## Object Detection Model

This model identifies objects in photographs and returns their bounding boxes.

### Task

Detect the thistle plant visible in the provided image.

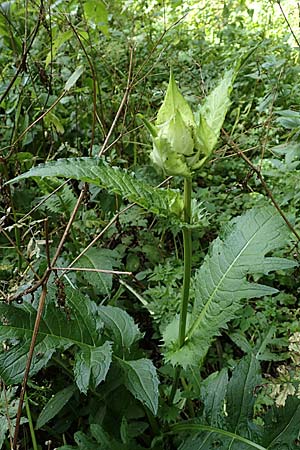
[141,70,235,388]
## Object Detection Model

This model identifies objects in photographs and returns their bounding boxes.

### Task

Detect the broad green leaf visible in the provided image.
[83,0,109,35]
[44,111,65,134]
[117,358,159,415]
[226,355,262,443]
[0,288,112,393]
[76,248,120,296]
[156,71,195,128]
[164,206,297,367]
[98,305,143,351]
[74,341,112,394]
[36,385,76,429]
[45,30,73,66]
[201,369,228,428]
[64,66,84,92]
[262,397,300,449]
[276,109,300,130]
[195,70,233,156]
[8,157,183,220]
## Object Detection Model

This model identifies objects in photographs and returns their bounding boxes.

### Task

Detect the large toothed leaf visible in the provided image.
[74,341,112,394]
[164,206,297,367]
[8,157,183,219]
[117,358,159,415]
[98,305,143,352]
[0,288,112,393]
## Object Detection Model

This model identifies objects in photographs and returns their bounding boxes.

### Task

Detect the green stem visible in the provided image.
[24,392,38,450]
[179,177,192,347]
[169,177,192,404]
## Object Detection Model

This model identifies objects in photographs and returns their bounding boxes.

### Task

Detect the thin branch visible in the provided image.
[12,284,48,450]
[0,1,44,105]
[59,203,134,278]
[20,180,69,223]
[1,90,66,156]
[222,130,300,242]
[0,225,40,281]
[51,185,87,266]
[68,21,98,155]
[12,185,87,448]
[276,0,300,47]
[59,175,173,278]
[99,46,134,156]
[52,266,132,276]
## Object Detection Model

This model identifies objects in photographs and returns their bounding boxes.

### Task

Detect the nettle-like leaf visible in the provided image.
[57,424,131,450]
[117,358,159,415]
[0,288,112,393]
[98,305,143,353]
[164,206,297,367]
[76,248,120,297]
[8,157,183,220]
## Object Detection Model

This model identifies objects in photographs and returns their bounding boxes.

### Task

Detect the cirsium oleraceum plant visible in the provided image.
[140,68,236,401]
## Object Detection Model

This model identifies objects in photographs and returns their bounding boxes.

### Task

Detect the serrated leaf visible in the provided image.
[74,341,112,394]
[117,358,159,415]
[262,397,300,449]
[98,305,143,351]
[8,157,183,220]
[36,385,76,429]
[64,66,84,91]
[164,206,297,367]
[0,288,111,393]
[76,248,120,296]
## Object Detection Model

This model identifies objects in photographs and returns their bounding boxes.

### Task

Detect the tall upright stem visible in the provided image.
[179,177,192,346]
[169,177,192,404]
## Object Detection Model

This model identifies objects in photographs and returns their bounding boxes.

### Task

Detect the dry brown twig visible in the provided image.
[222,129,300,243]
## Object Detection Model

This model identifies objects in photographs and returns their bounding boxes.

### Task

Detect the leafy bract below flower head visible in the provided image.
[140,69,234,178]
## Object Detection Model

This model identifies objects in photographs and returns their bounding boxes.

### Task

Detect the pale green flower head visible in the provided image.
[140,69,234,178]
